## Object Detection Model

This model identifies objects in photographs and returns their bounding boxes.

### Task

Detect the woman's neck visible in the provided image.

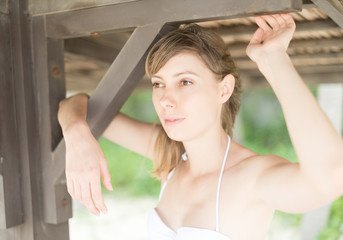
[181,128,230,177]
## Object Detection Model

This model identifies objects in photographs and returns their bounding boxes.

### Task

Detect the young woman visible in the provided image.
[58,14,343,240]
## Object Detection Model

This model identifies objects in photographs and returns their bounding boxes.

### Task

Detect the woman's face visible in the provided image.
[151,52,224,142]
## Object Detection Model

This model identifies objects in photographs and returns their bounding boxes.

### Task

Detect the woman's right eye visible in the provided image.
[152,82,164,88]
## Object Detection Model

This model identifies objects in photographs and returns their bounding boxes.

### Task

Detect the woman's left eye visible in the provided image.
[180,80,193,86]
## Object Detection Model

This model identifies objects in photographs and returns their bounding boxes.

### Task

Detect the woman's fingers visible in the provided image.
[81,181,100,216]
[261,15,279,31]
[255,16,272,33]
[74,180,82,201]
[90,175,108,214]
[100,156,113,191]
[66,178,75,198]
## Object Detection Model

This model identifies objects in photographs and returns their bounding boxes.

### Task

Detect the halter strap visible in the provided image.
[158,135,231,232]
[216,135,231,232]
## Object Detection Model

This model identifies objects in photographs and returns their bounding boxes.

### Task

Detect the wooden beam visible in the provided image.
[31,16,71,224]
[0,11,23,229]
[64,38,120,63]
[45,0,302,39]
[1,0,69,239]
[64,19,341,63]
[0,0,8,13]
[312,0,343,28]
[28,0,137,16]
[303,0,316,8]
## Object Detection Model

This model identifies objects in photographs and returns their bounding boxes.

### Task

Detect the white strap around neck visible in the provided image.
[216,135,231,232]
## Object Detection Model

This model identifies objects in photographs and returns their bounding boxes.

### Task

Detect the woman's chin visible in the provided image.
[165,131,184,142]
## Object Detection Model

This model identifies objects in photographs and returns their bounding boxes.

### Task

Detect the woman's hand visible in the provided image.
[58,94,113,216]
[64,121,113,216]
[246,14,296,68]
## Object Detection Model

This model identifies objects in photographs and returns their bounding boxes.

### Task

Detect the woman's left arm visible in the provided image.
[247,14,343,212]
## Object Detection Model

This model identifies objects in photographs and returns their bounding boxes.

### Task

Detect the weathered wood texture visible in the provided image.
[31,15,70,224]
[0,0,69,239]
[0,11,23,229]
[312,0,343,28]
[45,0,302,39]
[28,0,137,16]
[0,0,8,13]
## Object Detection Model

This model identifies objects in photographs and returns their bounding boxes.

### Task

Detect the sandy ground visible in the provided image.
[69,195,302,240]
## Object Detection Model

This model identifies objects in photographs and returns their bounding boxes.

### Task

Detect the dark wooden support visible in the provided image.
[312,0,343,28]
[0,0,69,239]
[45,0,302,39]
[31,15,70,224]
[0,11,23,229]
[65,38,120,63]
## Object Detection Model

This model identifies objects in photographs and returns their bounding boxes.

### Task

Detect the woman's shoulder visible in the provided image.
[229,140,289,173]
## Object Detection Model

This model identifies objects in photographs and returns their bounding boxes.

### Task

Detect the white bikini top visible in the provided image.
[147,135,232,240]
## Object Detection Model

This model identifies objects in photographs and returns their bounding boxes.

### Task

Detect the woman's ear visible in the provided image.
[219,74,235,103]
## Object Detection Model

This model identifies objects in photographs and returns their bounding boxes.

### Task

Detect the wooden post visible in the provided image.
[0,11,23,230]
[301,83,343,240]
[0,0,69,239]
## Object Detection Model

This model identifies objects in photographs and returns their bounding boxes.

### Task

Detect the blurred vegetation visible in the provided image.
[99,86,343,239]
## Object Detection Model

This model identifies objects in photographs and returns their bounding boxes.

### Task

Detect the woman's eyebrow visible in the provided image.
[152,71,199,80]
[173,71,199,78]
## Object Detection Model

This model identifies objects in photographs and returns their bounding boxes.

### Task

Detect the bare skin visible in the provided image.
[58,14,343,239]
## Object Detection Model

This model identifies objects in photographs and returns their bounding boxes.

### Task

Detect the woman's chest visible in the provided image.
[156,170,261,232]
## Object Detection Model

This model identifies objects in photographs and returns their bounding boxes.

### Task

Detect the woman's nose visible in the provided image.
[159,89,176,109]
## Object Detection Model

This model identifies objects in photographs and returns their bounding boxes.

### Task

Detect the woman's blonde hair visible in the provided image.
[145,24,242,179]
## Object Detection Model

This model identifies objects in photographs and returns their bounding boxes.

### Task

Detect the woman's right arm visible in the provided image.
[58,93,112,216]
[58,93,160,215]
[102,113,160,160]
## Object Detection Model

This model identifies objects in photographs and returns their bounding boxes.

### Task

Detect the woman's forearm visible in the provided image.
[258,52,343,188]
[58,93,90,135]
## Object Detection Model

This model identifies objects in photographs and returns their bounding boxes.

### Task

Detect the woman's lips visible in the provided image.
[164,117,185,126]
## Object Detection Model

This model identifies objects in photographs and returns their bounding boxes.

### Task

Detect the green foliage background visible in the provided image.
[99,86,343,239]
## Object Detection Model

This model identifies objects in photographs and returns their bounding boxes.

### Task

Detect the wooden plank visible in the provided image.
[0,0,8,13]
[28,0,137,16]
[0,11,23,230]
[31,15,71,225]
[312,0,343,28]
[65,20,342,64]
[303,0,316,8]
[45,0,302,39]
[64,38,120,63]
[1,0,70,238]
